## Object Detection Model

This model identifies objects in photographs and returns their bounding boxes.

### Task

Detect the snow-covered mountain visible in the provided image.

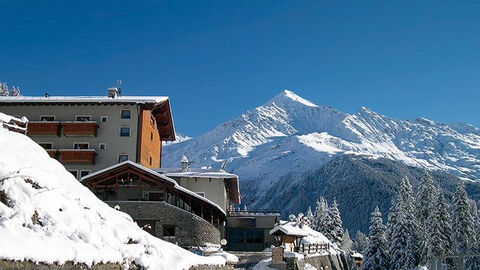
[163,90,480,210]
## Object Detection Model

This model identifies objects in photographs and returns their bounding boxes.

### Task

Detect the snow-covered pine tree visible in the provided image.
[426,192,445,262]
[362,206,389,270]
[452,184,475,254]
[0,82,9,96]
[436,189,452,255]
[388,177,421,270]
[465,200,480,270]
[329,199,344,245]
[353,230,369,254]
[416,171,436,263]
[341,229,353,253]
[313,196,330,235]
[306,206,314,227]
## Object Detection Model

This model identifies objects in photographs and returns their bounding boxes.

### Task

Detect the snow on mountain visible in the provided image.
[163,133,192,146]
[163,90,480,205]
[0,112,226,269]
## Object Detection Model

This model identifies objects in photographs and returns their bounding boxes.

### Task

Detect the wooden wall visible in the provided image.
[138,109,161,168]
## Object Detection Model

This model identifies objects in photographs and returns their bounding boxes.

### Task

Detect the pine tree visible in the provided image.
[341,229,353,253]
[362,206,389,270]
[329,199,344,245]
[466,200,480,270]
[353,230,369,253]
[416,171,436,263]
[436,190,452,254]
[313,196,331,237]
[306,206,314,226]
[452,184,475,254]
[388,177,421,269]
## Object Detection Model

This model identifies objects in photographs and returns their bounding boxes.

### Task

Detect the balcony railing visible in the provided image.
[62,121,98,137]
[27,121,61,136]
[59,149,96,164]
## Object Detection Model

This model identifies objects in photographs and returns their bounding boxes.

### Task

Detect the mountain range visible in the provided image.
[163,90,480,233]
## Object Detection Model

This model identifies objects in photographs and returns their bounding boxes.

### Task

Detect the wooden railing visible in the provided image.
[59,149,96,164]
[27,121,60,136]
[62,122,98,137]
[299,243,330,254]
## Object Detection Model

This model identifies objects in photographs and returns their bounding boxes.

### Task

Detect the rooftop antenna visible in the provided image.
[221,160,228,170]
[116,80,122,94]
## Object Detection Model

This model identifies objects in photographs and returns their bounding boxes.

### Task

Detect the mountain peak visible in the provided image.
[269,89,318,108]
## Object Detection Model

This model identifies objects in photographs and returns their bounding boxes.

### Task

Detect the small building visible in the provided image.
[226,210,280,251]
[81,160,225,247]
[155,156,240,213]
[0,88,175,179]
[269,220,331,253]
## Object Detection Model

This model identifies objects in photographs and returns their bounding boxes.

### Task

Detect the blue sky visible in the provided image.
[1,1,479,136]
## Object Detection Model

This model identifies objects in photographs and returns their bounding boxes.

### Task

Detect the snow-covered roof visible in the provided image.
[155,167,241,204]
[0,95,169,104]
[269,221,330,244]
[81,161,226,215]
[155,167,238,179]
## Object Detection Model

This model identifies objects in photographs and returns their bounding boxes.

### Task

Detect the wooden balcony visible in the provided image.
[46,149,58,159]
[62,122,98,137]
[27,121,60,136]
[59,149,96,164]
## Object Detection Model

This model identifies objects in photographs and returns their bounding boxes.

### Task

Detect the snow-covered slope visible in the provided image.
[0,113,226,269]
[164,90,480,203]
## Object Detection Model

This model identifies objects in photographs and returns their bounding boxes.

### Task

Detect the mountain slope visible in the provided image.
[164,90,480,212]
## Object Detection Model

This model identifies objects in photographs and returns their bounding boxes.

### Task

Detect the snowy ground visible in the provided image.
[0,113,228,270]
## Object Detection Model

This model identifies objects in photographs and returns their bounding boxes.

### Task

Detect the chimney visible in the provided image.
[108,87,120,98]
[181,155,189,172]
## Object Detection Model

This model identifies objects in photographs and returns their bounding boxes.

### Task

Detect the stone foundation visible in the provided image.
[107,201,222,246]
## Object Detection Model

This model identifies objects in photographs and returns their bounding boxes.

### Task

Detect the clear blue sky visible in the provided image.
[1,1,479,136]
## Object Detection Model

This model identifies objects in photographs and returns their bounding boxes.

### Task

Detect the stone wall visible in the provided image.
[284,253,350,270]
[108,201,221,246]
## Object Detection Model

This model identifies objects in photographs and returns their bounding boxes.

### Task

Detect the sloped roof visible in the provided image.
[155,167,241,204]
[81,160,225,215]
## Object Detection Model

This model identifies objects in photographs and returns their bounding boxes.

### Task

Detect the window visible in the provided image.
[75,115,91,122]
[80,170,91,178]
[39,143,53,149]
[121,110,131,119]
[101,116,108,122]
[69,170,78,179]
[120,127,130,137]
[149,156,152,166]
[119,154,129,163]
[163,225,176,239]
[73,143,89,149]
[40,115,55,121]
[99,143,106,150]
[150,132,153,141]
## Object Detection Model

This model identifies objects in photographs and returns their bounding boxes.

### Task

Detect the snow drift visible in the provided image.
[0,112,226,270]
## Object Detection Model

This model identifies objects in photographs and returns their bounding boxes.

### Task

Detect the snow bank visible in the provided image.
[0,120,226,270]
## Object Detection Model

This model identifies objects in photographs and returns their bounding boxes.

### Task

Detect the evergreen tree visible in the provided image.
[452,184,475,254]
[466,200,480,270]
[388,177,421,269]
[341,229,353,253]
[353,230,369,253]
[313,196,328,232]
[416,171,436,263]
[329,199,344,245]
[436,190,453,254]
[306,206,314,226]
[362,206,389,270]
